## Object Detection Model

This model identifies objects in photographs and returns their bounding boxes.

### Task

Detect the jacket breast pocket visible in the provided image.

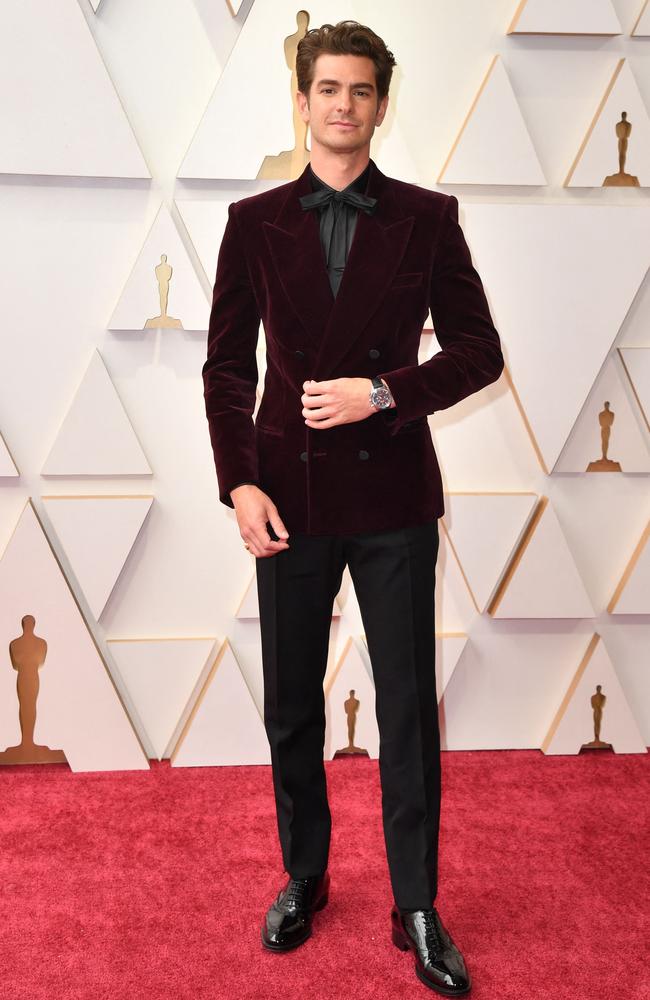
[254,421,283,438]
[389,271,423,289]
[397,416,428,434]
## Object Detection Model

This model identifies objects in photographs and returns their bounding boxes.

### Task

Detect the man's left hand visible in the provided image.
[302,378,383,429]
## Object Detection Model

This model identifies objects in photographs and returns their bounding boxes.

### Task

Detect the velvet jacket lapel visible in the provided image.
[262,158,415,380]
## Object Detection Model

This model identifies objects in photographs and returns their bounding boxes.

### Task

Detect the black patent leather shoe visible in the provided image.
[261,871,330,951]
[391,905,471,995]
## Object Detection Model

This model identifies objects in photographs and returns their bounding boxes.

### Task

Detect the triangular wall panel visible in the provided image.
[566,60,650,188]
[0,432,19,477]
[608,521,650,614]
[0,501,148,771]
[489,498,594,619]
[436,522,479,633]
[171,640,270,766]
[0,0,149,177]
[555,353,650,473]
[542,634,646,754]
[632,0,650,35]
[108,637,218,759]
[42,496,154,619]
[108,205,209,331]
[41,350,152,477]
[460,203,650,472]
[443,493,538,611]
[508,0,622,35]
[438,56,546,185]
[619,348,650,433]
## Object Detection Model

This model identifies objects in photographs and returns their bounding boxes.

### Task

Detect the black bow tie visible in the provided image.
[299,186,377,215]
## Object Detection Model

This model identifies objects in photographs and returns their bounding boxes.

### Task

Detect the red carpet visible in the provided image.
[1,750,648,1000]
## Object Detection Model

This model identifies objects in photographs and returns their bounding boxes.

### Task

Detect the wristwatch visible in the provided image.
[369,375,393,411]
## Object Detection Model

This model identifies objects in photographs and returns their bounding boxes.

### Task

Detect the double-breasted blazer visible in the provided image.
[202,157,504,536]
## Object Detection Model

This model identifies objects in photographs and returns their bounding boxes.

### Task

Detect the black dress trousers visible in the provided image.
[255,519,441,910]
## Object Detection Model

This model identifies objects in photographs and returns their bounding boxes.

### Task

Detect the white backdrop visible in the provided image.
[0,0,649,769]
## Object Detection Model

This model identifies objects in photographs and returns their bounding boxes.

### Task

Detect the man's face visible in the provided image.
[296,53,388,155]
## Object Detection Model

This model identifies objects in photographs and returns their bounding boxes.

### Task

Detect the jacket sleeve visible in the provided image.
[202,202,261,508]
[378,193,504,433]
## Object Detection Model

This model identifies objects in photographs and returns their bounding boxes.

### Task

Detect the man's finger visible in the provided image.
[249,521,289,556]
[305,416,338,429]
[302,392,330,407]
[303,405,333,420]
[303,379,332,394]
[268,511,289,541]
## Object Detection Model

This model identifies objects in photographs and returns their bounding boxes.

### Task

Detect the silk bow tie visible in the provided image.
[299,186,378,215]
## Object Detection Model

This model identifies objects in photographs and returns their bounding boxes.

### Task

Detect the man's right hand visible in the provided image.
[230,485,290,558]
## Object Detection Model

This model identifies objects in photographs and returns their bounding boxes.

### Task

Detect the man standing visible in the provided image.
[202,20,503,996]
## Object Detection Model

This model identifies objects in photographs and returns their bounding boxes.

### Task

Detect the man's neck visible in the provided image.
[308,148,371,191]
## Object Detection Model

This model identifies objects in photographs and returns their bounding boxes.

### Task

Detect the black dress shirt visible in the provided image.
[308,160,372,297]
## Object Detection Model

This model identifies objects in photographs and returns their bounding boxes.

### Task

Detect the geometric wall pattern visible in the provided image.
[565,59,650,188]
[507,0,622,35]
[170,640,270,767]
[442,492,538,612]
[41,351,152,477]
[554,353,650,473]
[461,203,650,473]
[42,495,154,620]
[108,637,219,760]
[0,1,648,768]
[607,520,650,614]
[0,501,147,771]
[0,432,19,477]
[488,497,595,619]
[633,0,650,36]
[542,633,646,754]
[108,205,209,332]
[438,55,547,186]
[619,347,650,432]
[0,0,149,177]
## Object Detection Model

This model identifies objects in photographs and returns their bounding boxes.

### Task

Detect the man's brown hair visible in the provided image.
[296,19,397,104]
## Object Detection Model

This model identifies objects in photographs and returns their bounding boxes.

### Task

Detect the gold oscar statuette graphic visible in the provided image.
[0,615,67,765]
[580,685,613,752]
[586,401,622,472]
[144,253,182,329]
[257,10,311,180]
[333,688,369,758]
[603,112,640,187]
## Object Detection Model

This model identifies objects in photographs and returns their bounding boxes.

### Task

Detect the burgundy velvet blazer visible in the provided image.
[202,158,504,536]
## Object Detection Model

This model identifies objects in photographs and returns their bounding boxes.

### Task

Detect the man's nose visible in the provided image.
[337,91,353,112]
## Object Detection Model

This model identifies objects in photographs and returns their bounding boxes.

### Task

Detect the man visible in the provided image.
[202,20,503,997]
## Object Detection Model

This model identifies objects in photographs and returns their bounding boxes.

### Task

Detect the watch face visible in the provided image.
[372,386,392,409]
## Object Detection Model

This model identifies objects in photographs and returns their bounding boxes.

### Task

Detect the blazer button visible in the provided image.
[358,449,369,461]
[295,349,305,359]
[300,451,308,462]
[369,348,380,359]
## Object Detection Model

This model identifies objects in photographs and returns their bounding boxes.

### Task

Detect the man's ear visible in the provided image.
[296,89,310,124]
[375,94,389,127]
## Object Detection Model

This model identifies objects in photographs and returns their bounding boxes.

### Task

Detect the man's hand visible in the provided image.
[301,377,386,429]
[230,484,289,558]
